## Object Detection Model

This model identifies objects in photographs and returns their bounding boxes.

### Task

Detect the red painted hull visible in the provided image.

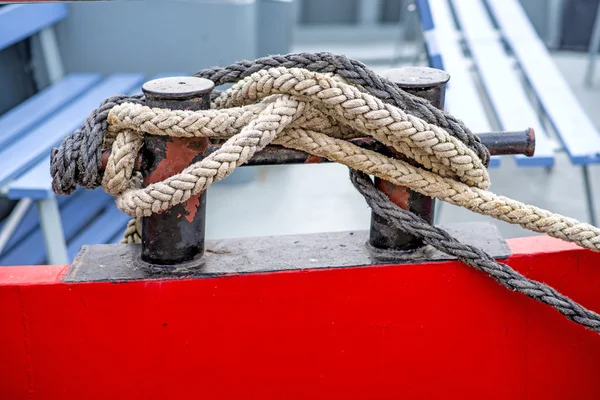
[1,236,599,399]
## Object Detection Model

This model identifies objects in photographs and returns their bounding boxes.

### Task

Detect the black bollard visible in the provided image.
[140,76,214,266]
[369,66,450,252]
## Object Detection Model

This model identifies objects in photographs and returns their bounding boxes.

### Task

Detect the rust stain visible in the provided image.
[183,195,200,223]
[145,137,208,184]
[527,127,536,157]
[305,156,324,164]
[377,180,410,210]
[145,137,208,222]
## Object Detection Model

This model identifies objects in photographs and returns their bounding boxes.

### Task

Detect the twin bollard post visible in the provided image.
[140,77,214,266]
[131,68,533,269]
[369,67,449,252]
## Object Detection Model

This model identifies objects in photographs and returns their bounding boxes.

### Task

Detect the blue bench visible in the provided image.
[0,3,258,265]
[416,0,600,225]
[0,4,148,265]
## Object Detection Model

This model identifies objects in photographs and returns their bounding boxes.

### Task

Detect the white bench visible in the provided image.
[416,0,600,225]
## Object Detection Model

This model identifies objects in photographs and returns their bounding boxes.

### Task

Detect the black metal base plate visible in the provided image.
[65,222,510,282]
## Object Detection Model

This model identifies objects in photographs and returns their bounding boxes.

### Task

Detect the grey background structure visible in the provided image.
[0,0,580,108]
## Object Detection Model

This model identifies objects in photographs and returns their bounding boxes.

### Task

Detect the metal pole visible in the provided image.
[140,76,214,266]
[369,66,449,251]
[100,128,535,171]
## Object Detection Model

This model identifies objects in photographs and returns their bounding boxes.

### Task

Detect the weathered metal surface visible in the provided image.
[369,67,449,252]
[483,128,536,157]
[202,130,536,165]
[140,76,214,266]
[382,66,450,107]
[66,221,510,281]
[100,129,534,171]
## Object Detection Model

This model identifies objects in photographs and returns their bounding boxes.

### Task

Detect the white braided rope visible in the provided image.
[102,67,600,252]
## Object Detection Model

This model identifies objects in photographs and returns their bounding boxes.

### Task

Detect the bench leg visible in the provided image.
[546,0,565,49]
[38,27,65,85]
[434,199,443,225]
[585,3,600,86]
[37,198,69,265]
[0,198,33,254]
[582,165,597,226]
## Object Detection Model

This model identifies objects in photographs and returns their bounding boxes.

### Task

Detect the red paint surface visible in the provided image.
[1,236,600,399]
[0,265,68,285]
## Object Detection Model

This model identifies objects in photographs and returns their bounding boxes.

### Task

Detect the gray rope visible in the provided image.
[349,169,600,334]
[194,53,489,166]
[50,52,489,195]
[51,94,144,195]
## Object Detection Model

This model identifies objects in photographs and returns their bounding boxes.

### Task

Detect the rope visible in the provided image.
[100,67,600,253]
[50,52,489,195]
[350,170,600,334]
[51,94,144,195]
[47,53,600,334]
[193,53,490,166]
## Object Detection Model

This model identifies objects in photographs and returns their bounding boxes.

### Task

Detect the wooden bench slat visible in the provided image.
[425,0,500,167]
[0,74,102,149]
[451,0,554,167]
[0,4,68,51]
[0,189,112,266]
[487,0,600,165]
[6,74,157,200]
[6,157,54,200]
[67,205,130,261]
[4,72,150,264]
[0,74,145,188]
[429,1,492,132]
[6,155,71,201]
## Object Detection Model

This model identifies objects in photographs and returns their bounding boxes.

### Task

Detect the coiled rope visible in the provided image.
[49,53,600,334]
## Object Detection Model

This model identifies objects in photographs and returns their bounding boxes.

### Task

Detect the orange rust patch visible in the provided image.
[305,156,323,164]
[183,195,200,223]
[144,137,208,221]
[377,180,410,210]
[145,137,208,184]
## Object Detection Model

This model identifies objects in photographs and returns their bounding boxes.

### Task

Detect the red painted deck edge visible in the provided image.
[506,234,581,254]
[1,235,599,399]
[0,235,580,284]
[0,265,69,285]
